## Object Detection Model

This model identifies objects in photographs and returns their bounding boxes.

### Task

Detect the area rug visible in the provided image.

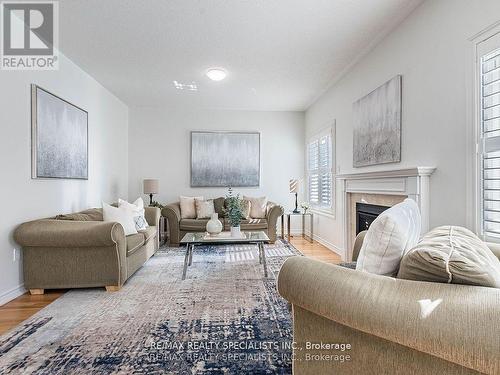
[0,240,301,374]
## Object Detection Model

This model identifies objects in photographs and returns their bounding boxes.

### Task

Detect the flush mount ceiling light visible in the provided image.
[173,80,198,91]
[206,68,227,81]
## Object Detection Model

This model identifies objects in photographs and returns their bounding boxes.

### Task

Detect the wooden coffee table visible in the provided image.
[179,231,270,280]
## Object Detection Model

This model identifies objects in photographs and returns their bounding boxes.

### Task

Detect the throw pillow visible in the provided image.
[241,199,251,219]
[398,226,500,288]
[356,198,421,276]
[102,202,137,236]
[180,196,203,219]
[243,196,267,219]
[195,198,215,219]
[118,197,149,230]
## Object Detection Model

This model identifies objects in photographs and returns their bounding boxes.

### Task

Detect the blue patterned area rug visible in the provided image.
[0,240,301,374]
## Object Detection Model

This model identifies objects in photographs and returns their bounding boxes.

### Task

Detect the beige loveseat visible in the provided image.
[14,206,161,294]
[277,231,500,374]
[163,197,283,246]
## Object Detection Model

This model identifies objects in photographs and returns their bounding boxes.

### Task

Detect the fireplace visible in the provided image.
[356,202,390,235]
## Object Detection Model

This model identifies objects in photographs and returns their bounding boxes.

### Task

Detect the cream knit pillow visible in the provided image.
[243,196,267,219]
[180,196,203,219]
[195,198,215,219]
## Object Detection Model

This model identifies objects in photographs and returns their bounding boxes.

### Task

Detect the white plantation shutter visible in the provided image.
[479,34,500,241]
[308,128,334,210]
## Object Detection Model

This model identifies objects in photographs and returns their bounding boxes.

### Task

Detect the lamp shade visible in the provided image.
[289,179,298,193]
[143,179,159,194]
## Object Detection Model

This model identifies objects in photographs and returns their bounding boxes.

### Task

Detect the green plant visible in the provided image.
[225,187,243,227]
[149,201,165,209]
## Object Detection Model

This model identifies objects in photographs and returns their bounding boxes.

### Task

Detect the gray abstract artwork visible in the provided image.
[353,75,402,167]
[32,85,88,179]
[191,132,260,187]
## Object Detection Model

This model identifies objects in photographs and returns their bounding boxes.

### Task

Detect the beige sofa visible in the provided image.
[277,231,500,374]
[163,197,284,246]
[14,206,161,294]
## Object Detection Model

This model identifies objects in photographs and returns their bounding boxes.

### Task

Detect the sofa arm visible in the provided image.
[266,202,284,243]
[162,203,181,246]
[277,256,500,374]
[14,219,124,248]
[144,207,161,227]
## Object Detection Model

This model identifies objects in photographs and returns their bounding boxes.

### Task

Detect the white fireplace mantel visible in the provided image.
[337,167,436,259]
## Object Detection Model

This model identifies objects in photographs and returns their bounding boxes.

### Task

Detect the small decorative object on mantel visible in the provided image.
[143,179,159,205]
[225,187,243,237]
[289,179,300,213]
[300,202,310,214]
[353,75,402,167]
[206,213,223,236]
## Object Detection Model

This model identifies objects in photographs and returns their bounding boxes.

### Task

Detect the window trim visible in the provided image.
[306,123,336,216]
[471,24,500,242]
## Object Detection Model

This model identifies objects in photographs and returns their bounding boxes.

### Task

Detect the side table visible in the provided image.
[281,212,313,243]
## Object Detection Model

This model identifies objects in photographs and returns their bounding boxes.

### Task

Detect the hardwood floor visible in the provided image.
[289,236,342,264]
[0,290,65,335]
[0,237,341,335]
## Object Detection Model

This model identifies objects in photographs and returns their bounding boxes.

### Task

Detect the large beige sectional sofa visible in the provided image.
[163,197,283,246]
[14,206,161,294]
[278,231,500,374]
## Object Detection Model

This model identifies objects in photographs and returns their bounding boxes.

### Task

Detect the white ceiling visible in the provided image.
[59,0,423,111]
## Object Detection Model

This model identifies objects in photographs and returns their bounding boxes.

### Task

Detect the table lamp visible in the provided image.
[143,179,159,206]
[289,179,300,213]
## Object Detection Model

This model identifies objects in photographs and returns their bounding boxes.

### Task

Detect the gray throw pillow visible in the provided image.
[398,226,500,288]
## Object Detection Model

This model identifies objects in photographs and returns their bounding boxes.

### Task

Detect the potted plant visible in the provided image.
[300,202,310,213]
[225,187,243,237]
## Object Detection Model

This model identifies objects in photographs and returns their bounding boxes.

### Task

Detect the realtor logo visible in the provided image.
[1,1,58,70]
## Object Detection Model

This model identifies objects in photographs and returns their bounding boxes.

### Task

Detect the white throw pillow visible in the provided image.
[118,197,149,230]
[195,198,215,219]
[102,202,138,236]
[243,196,267,219]
[180,196,203,219]
[356,198,421,276]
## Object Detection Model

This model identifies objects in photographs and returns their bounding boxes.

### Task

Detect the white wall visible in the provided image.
[305,0,500,259]
[128,107,305,230]
[0,54,129,304]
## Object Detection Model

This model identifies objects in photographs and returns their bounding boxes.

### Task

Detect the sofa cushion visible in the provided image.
[126,233,145,255]
[356,198,421,276]
[55,208,103,221]
[103,202,138,236]
[224,218,268,230]
[180,219,209,231]
[195,198,215,219]
[213,197,226,217]
[139,226,156,242]
[398,226,500,288]
[119,197,148,230]
[180,196,203,219]
[244,196,268,218]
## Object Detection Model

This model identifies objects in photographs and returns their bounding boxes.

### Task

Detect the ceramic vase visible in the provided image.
[206,213,223,236]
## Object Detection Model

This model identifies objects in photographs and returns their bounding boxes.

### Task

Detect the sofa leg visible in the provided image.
[105,286,121,292]
[29,289,44,295]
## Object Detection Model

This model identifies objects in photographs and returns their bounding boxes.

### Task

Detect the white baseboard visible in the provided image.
[285,230,346,260]
[0,284,26,306]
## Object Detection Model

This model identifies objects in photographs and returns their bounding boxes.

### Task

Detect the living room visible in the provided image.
[0,0,499,374]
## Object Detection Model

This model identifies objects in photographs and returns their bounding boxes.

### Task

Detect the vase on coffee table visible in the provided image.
[206,213,223,236]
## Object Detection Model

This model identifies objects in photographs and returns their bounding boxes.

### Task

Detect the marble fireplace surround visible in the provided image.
[337,167,436,261]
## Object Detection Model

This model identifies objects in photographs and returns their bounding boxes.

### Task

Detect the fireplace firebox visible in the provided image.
[356,202,390,235]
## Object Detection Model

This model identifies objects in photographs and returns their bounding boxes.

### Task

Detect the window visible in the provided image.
[478,32,500,241]
[307,126,334,212]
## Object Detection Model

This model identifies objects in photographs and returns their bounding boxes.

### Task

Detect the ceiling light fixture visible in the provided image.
[206,68,227,81]
[173,80,198,91]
